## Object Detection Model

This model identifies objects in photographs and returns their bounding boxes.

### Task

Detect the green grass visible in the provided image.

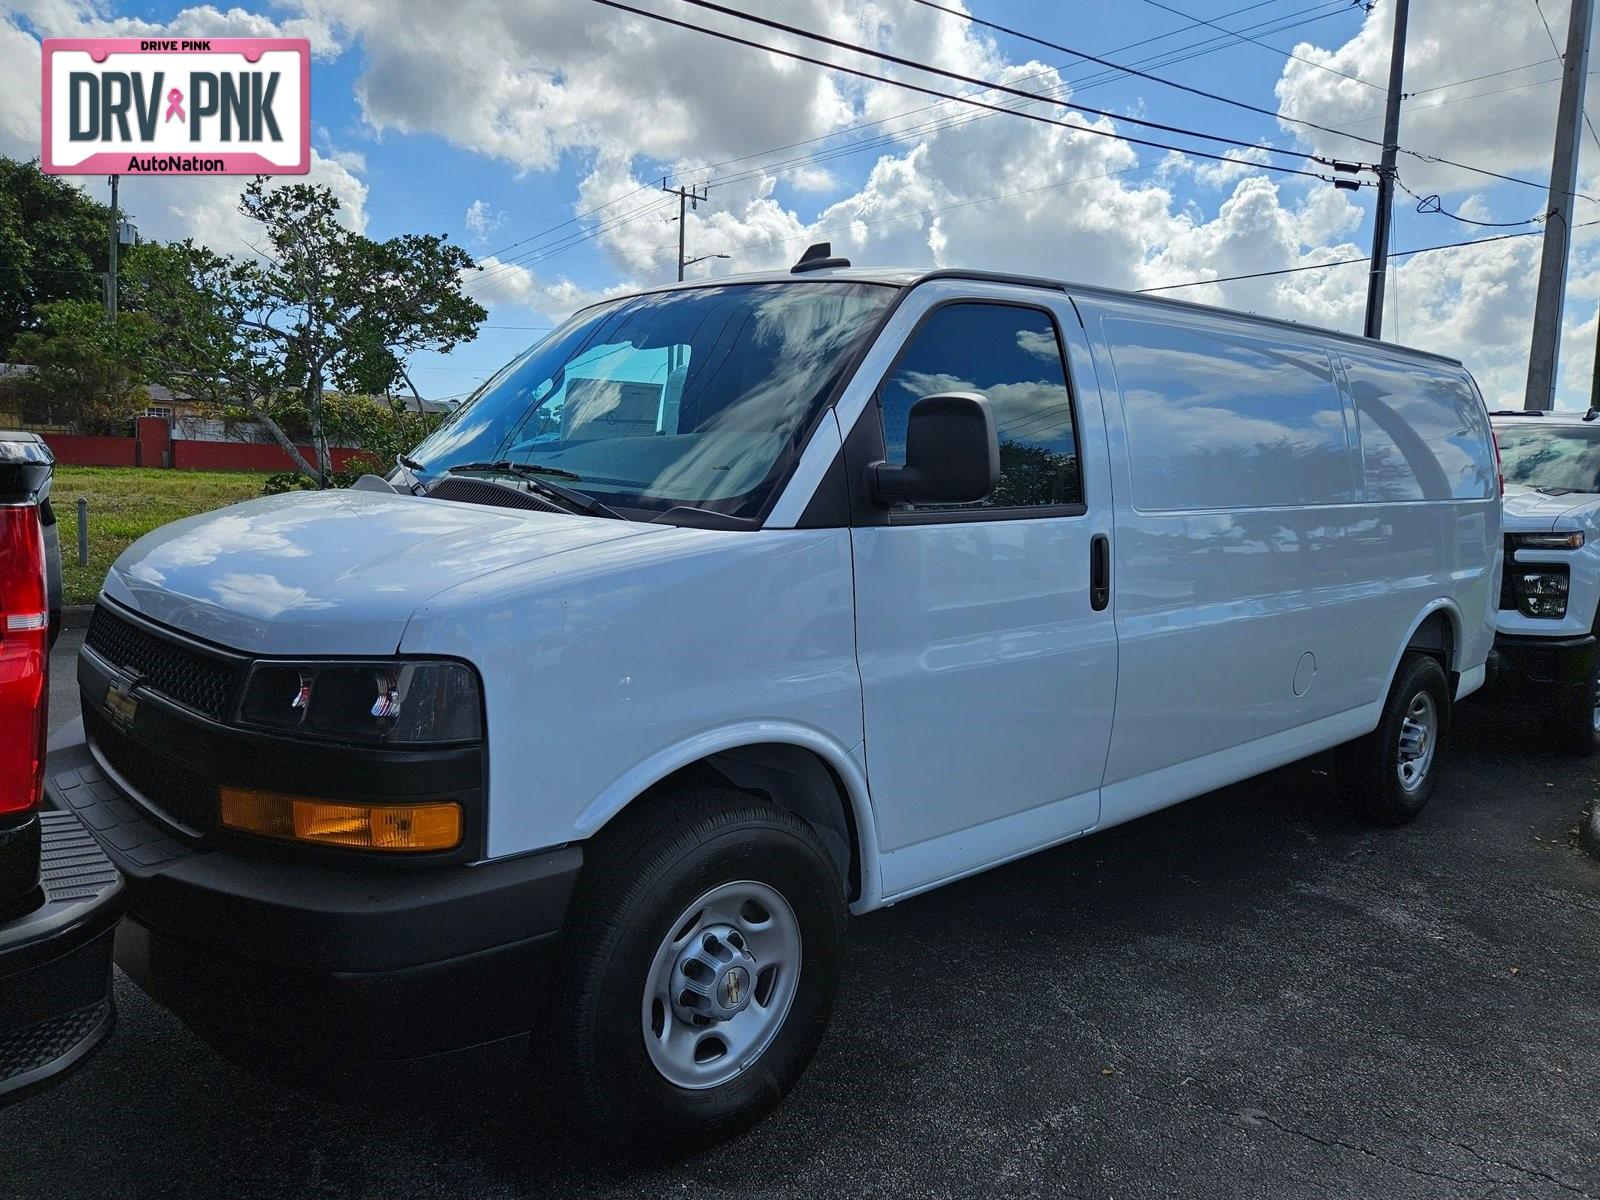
[51,467,269,605]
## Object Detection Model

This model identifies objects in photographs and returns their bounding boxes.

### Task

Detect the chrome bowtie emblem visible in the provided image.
[104,678,139,728]
[722,966,747,1009]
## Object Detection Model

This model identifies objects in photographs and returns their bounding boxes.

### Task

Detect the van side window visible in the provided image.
[1342,356,1496,501]
[1103,317,1357,512]
[878,303,1082,510]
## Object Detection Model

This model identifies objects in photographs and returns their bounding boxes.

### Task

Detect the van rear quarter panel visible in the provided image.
[1076,297,1497,820]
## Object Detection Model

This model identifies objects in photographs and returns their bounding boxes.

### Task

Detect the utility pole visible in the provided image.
[662,178,709,281]
[1363,0,1409,340]
[106,174,119,320]
[1527,0,1595,409]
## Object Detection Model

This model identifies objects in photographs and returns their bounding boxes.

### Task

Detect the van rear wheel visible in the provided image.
[1337,652,1452,825]
[539,788,845,1161]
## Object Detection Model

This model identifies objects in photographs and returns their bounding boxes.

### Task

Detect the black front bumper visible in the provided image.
[0,809,122,1104]
[1489,632,1597,698]
[45,723,581,1093]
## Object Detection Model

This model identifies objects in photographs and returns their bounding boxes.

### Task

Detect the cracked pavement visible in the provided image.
[3,630,1597,1199]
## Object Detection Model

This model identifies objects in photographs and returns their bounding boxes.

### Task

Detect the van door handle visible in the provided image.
[1090,534,1110,611]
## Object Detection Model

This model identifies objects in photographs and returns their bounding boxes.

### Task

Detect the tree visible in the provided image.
[0,158,112,361]
[7,299,153,432]
[236,179,483,482]
[126,178,485,485]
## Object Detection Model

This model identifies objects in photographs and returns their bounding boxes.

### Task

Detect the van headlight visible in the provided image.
[239,659,483,744]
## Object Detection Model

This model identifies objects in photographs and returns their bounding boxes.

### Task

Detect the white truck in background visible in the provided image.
[1490,410,1600,754]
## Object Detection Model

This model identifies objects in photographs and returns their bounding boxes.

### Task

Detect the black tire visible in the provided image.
[1336,652,1452,825]
[1542,658,1599,758]
[540,787,845,1161]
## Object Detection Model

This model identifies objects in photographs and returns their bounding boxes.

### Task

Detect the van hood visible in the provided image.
[1501,483,1600,532]
[104,488,664,655]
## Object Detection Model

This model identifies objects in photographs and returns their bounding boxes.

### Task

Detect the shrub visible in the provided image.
[260,455,383,495]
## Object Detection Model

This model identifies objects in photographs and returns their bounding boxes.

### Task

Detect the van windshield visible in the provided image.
[406,281,895,521]
[1496,423,1600,493]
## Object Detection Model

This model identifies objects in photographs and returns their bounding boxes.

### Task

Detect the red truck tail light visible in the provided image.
[0,503,49,815]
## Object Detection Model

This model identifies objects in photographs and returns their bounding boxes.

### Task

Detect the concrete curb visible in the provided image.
[1581,801,1600,862]
[60,604,94,630]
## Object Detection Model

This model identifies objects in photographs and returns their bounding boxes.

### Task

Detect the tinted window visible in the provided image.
[1106,317,1356,511]
[879,303,1081,509]
[1344,356,1495,501]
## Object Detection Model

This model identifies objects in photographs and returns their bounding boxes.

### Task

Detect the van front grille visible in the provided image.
[84,604,242,721]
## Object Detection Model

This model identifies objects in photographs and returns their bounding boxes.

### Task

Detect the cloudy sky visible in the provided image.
[4,0,1600,408]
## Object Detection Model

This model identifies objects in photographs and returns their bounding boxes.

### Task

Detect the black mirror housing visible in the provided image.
[871,391,1000,507]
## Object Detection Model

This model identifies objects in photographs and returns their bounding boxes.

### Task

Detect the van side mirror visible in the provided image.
[871,392,1000,507]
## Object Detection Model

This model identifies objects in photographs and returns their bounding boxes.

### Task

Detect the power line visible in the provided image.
[458,2,1384,285]
[467,2,1360,284]
[675,0,1363,172]
[906,0,1600,206]
[906,0,1388,152]
[1138,0,1385,90]
[668,7,1355,200]
[472,182,657,263]
[654,0,1346,188]
[467,193,679,292]
[589,0,1361,187]
[1531,0,1600,153]
[1406,57,1559,97]
[1395,176,1547,227]
[1140,221,1598,292]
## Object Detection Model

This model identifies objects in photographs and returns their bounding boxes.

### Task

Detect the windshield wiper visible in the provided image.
[396,452,428,473]
[449,459,584,481]
[445,461,626,520]
[1535,486,1578,496]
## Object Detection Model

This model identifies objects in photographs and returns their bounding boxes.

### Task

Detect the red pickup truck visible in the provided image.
[0,432,122,1102]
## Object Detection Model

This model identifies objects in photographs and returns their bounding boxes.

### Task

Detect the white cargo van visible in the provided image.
[49,248,1499,1157]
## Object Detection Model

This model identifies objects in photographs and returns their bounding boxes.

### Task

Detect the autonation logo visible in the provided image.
[41,38,309,176]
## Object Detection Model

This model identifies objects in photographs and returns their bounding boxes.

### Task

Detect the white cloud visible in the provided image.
[464,198,503,240]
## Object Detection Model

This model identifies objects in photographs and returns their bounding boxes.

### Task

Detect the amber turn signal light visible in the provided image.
[219,788,462,852]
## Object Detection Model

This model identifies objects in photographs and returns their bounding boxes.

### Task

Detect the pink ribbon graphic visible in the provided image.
[164,88,185,123]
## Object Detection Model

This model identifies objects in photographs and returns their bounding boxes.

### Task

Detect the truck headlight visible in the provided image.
[1509,531,1584,550]
[1511,568,1569,618]
[240,659,483,744]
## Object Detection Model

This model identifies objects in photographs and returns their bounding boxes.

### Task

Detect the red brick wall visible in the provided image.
[39,434,137,467]
[41,432,367,473]
[170,440,367,473]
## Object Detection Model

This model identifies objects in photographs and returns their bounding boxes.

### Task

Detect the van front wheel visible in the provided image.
[1337,652,1452,825]
[541,788,845,1161]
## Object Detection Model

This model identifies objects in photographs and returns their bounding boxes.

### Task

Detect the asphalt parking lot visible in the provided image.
[5,629,1598,1199]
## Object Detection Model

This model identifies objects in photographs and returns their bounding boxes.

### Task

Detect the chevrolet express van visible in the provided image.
[48,248,1499,1156]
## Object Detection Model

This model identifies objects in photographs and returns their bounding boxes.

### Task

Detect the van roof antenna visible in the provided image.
[791,242,851,273]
